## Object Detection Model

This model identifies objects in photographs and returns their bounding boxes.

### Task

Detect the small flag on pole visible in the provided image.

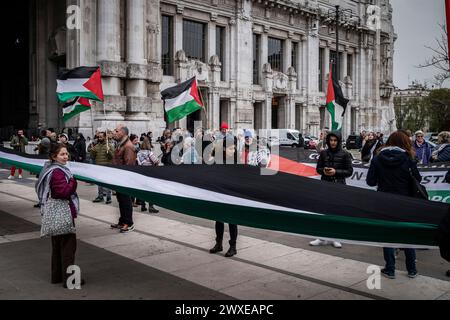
[57,66,104,102]
[326,68,349,131]
[62,97,91,122]
[161,77,204,123]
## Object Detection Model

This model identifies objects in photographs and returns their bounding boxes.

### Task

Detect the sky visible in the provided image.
[391,0,448,89]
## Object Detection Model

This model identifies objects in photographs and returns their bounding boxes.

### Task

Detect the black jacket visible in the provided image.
[361,139,382,163]
[316,132,354,184]
[366,147,422,197]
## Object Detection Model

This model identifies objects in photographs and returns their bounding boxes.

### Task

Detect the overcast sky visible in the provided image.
[392,0,447,89]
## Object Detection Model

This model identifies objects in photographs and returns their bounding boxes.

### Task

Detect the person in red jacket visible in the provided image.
[36,143,83,288]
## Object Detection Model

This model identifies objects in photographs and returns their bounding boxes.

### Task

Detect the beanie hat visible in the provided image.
[244,130,253,139]
[221,122,229,130]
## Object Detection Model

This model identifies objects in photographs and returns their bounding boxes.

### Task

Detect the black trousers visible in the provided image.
[215,222,238,245]
[116,192,133,225]
[51,233,77,284]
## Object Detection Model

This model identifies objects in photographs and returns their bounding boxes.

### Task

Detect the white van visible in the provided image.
[258,129,301,147]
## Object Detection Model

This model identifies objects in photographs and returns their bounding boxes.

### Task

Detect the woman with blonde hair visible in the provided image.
[431,131,450,163]
[137,137,160,213]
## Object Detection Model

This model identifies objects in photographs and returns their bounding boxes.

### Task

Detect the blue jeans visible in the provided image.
[383,248,417,274]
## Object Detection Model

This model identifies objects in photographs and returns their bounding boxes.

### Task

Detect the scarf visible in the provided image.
[35,161,80,215]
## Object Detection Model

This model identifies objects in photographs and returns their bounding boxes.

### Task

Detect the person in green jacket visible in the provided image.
[90,131,115,204]
[8,129,28,180]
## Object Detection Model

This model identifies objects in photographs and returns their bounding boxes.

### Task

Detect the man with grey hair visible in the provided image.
[111,124,137,233]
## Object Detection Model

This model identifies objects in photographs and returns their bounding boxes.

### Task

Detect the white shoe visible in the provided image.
[7,175,14,180]
[310,239,329,246]
[332,241,342,248]
[18,175,23,179]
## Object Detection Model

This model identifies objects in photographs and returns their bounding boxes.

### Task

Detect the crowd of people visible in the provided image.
[3,124,450,288]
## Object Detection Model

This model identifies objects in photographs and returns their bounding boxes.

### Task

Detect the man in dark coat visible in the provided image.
[311,131,354,248]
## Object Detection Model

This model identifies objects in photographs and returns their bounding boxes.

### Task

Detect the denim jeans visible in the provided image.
[383,248,417,274]
[97,186,112,199]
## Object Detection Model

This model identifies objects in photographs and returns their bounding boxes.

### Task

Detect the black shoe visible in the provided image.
[209,242,223,254]
[446,270,450,277]
[141,206,147,212]
[93,197,104,203]
[110,223,124,229]
[225,246,237,258]
[381,268,395,279]
[148,206,159,214]
[105,199,112,204]
[34,203,41,208]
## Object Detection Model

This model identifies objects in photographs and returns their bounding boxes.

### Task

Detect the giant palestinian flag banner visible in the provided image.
[161,77,203,123]
[326,69,349,131]
[1,147,449,253]
[62,97,92,122]
[57,67,104,103]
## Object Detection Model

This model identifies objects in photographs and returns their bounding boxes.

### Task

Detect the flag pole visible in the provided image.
[198,83,210,130]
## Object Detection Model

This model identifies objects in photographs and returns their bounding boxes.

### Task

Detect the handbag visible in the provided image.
[40,198,76,237]
[408,163,429,200]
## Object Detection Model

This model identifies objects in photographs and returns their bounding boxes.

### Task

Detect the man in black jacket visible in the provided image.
[310,131,354,248]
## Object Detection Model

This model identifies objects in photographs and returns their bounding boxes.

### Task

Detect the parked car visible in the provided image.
[260,129,302,148]
[304,136,319,150]
[345,135,359,150]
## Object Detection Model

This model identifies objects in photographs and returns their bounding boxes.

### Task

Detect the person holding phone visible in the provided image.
[310,132,354,248]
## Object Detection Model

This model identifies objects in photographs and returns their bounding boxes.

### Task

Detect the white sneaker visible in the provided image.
[7,175,15,180]
[332,241,342,248]
[18,175,23,179]
[310,239,329,246]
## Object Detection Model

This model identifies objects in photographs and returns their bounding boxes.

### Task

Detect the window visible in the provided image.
[162,15,173,76]
[268,37,283,72]
[183,20,206,62]
[291,42,298,72]
[319,48,324,92]
[253,34,261,84]
[347,54,353,79]
[216,26,225,81]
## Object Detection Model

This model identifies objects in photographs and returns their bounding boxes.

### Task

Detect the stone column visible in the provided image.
[323,43,330,92]
[209,55,221,130]
[97,0,125,122]
[284,38,292,74]
[342,47,348,80]
[262,63,273,129]
[287,67,297,129]
[126,0,149,129]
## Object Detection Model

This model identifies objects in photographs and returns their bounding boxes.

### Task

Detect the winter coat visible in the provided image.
[366,147,422,197]
[316,132,354,184]
[90,141,115,165]
[73,138,87,162]
[432,144,450,163]
[414,140,432,165]
[113,137,137,166]
[361,139,382,163]
[10,135,28,153]
[50,168,78,218]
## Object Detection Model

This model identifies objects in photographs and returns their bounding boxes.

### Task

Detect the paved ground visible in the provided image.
[0,167,450,300]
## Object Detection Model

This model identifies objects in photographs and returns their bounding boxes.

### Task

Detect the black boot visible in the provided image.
[225,241,237,257]
[209,240,223,254]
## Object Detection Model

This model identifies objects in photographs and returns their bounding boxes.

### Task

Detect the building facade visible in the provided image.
[25,0,396,138]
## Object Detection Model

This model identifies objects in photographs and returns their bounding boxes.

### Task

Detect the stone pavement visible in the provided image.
[0,177,449,300]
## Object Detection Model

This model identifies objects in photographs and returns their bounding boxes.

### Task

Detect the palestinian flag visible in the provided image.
[57,67,104,102]
[1,146,449,253]
[326,69,349,131]
[161,77,203,123]
[62,97,91,122]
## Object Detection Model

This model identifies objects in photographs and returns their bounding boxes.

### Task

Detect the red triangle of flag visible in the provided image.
[83,68,104,101]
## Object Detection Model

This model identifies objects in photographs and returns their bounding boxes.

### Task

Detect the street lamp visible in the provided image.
[322,5,355,81]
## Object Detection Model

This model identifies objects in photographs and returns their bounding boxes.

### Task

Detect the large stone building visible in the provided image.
[1,0,396,139]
